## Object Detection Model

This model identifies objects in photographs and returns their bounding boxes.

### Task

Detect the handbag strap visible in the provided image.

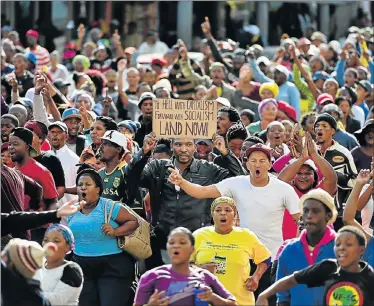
[104,199,116,224]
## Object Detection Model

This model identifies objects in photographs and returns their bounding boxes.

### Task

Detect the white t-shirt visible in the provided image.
[360,184,373,235]
[215,175,300,259]
[34,260,83,306]
[137,41,169,55]
[351,105,365,127]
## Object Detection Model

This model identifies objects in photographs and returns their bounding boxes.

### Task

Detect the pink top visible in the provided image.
[299,226,336,265]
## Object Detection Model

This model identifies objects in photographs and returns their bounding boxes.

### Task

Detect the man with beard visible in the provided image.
[275,132,337,240]
[24,30,50,70]
[168,143,300,297]
[135,92,154,147]
[1,114,19,142]
[126,133,245,270]
[47,121,79,207]
[8,127,58,243]
[314,113,357,229]
[217,106,241,137]
[61,108,88,156]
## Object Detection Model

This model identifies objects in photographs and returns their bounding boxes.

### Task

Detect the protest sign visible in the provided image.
[153,99,218,139]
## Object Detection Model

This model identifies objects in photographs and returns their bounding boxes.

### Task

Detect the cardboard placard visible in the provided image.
[153,99,217,139]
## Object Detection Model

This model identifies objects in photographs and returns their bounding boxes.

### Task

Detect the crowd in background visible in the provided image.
[1,12,374,306]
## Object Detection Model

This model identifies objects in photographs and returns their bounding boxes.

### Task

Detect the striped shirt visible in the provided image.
[26,45,50,70]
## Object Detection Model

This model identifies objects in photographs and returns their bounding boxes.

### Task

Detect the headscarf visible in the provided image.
[259,82,279,98]
[258,98,278,119]
[211,196,237,216]
[45,224,75,252]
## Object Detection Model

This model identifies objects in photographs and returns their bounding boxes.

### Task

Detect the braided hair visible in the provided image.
[226,121,249,143]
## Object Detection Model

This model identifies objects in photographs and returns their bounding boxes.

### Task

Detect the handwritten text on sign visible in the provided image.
[153,99,218,139]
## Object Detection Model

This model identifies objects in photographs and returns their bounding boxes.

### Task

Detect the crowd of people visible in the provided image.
[1,14,374,306]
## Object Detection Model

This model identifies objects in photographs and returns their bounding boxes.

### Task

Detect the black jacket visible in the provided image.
[1,261,50,306]
[345,116,361,135]
[1,210,60,237]
[134,116,153,148]
[127,150,245,236]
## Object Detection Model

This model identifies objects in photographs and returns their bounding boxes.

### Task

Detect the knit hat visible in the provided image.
[138,92,156,109]
[258,98,278,118]
[24,120,48,141]
[4,238,57,279]
[26,29,39,39]
[277,100,297,123]
[299,189,338,225]
[10,127,37,157]
[72,55,90,71]
[314,113,337,131]
[209,62,225,72]
[1,114,19,127]
[259,82,279,98]
[118,120,139,134]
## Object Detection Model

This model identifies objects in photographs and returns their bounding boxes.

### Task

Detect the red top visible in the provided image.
[17,158,58,210]
[41,139,51,151]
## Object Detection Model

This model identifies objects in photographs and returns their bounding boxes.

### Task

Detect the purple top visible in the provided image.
[134,265,235,306]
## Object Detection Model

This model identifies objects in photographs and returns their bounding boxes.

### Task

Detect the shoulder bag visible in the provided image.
[104,199,152,260]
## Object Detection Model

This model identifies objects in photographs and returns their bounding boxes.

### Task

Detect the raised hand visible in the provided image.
[117,58,127,73]
[143,132,157,154]
[201,16,211,34]
[289,45,296,60]
[340,50,347,61]
[77,24,86,40]
[34,74,47,95]
[167,167,183,186]
[213,134,228,156]
[112,29,121,46]
[305,132,317,157]
[56,199,86,218]
[79,100,87,118]
[103,90,112,109]
[147,289,169,306]
[356,169,372,186]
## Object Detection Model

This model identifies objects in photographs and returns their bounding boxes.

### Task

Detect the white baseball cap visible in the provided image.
[100,130,127,149]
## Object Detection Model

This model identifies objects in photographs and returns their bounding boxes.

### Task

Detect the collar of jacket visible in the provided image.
[167,156,199,173]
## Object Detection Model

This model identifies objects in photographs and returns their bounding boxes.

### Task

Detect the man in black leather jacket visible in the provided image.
[126,133,246,269]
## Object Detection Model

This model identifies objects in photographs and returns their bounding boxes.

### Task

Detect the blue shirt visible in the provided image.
[67,197,122,256]
[276,238,335,305]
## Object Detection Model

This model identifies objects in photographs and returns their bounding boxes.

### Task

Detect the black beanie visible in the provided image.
[314,113,337,131]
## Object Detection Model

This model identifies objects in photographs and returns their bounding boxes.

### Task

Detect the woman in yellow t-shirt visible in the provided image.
[191,197,272,305]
